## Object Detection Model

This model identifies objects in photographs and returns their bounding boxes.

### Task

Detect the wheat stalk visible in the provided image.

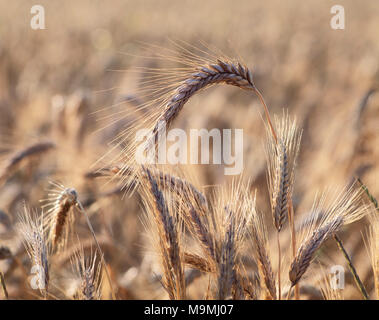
[289,216,343,287]
[100,50,277,191]
[40,181,116,299]
[86,164,208,212]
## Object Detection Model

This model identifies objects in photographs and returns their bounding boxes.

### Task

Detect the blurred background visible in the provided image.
[0,0,378,299]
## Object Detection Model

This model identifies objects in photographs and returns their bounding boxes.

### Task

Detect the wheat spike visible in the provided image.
[0,141,55,185]
[289,183,367,287]
[17,206,50,297]
[250,207,277,299]
[71,244,102,300]
[142,166,186,299]
[41,182,78,251]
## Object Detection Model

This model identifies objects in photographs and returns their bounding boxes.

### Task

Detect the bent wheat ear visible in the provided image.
[289,216,343,286]
[143,58,269,159]
[0,141,55,185]
[99,46,276,192]
[289,183,367,287]
[41,182,78,251]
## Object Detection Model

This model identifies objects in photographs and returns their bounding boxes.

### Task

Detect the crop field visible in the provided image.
[0,0,378,301]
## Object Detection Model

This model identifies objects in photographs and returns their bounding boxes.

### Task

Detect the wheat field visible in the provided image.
[0,0,378,301]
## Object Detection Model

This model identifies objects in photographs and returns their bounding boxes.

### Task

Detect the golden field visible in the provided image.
[0,0,378,300]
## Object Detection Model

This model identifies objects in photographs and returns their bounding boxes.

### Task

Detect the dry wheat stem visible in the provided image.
[333,234,369,300]
[272,143,289,232]
[48,188,78,250]
[0,271,8,299]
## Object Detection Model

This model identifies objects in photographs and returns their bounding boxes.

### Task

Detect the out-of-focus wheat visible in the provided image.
[17,206,50,298]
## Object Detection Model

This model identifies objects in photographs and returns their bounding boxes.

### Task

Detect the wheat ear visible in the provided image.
[0,141,55,185]
[18,206,50,298]
[143,58,277,156]
[41,182,78,251]
[250,209,277,299]
[143,166,186,299]
[289,184,367,288]
[71,244,102,300]
[289,216,343,287]
[266,113,302,299]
